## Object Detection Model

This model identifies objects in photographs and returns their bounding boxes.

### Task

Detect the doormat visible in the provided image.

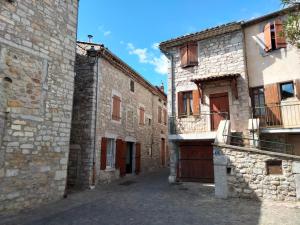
[119,180,136,186]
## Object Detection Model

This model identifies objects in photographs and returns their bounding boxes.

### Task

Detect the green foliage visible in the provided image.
[281,0,300,48]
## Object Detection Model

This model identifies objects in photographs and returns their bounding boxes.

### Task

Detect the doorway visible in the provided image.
[126,142,134,174]
[209,92,230,130]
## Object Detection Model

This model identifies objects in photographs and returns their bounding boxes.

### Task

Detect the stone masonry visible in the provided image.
[0,1,78,212]
[68,42,168,188]
[214,145,300,201]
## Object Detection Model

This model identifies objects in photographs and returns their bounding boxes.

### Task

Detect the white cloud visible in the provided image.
[127,42,169,75]
[151,42,159,50]
[98,25,112,37]
[104,31,111,36]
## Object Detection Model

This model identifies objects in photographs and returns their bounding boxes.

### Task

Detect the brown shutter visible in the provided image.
[139,107,145,125]
[100,137,107,170]
[264,83,282,126]
[158,106,162,123]
[180,45,188,67]
[264,23,272,52]
[112,95,121,121]
[192,90,200,115]
[178,92,184,116]
[135,143,141,174]
[188,42,198,66]
[163,109,167,125]
[296,79,300,100]
[116,139,126,177]
[274,19,287,49]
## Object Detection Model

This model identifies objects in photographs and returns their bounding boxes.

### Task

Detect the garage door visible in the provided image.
[178,141,214,183]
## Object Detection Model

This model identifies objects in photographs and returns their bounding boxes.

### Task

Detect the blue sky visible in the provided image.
[77,0,283,91]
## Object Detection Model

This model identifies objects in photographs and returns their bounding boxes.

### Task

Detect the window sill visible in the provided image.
[105,167,116,172]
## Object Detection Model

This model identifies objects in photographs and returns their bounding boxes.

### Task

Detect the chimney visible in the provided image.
[88,34,93,43]
[159,82,164,92]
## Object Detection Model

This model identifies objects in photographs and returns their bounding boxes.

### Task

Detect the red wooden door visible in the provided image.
[161,138,165,167]
[179,141,214,183]
[210,93,230,130]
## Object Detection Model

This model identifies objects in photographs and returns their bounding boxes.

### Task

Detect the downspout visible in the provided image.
[91,53,100,188]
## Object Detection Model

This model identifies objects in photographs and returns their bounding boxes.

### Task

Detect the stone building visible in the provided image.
[0,0,78,212]
[160,5,300,201]
[67,42,168,189]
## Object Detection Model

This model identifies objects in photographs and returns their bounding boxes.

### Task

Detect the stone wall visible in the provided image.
[168,30,250,133]
[0,0,78,212]
[214,145,300,201]
[70,45,168,187]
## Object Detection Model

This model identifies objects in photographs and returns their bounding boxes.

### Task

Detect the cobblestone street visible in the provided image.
[0,169,300,225]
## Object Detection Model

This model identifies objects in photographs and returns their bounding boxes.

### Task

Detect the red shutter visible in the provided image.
[135,143,141,174]
[180,45,188,67]
[178,92,184,116]
[116,139,126,177]
[100,137,107,170]
[192,90,200,115]
[188,42,198,66]
[296,79,300,100]
[264,84,282,126]
[275,19,287,49]
[264,23,272,52]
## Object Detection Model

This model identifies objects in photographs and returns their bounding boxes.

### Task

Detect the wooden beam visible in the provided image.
[231,77,238,99]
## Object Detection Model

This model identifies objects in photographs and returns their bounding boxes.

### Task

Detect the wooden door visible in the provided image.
[210,93,230,130]
[135,143,141,175]
[179,141,214,183]
[161,138,165,167]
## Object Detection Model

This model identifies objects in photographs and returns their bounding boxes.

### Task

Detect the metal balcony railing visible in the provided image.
[253,103,300,128]
[169,112,228,135]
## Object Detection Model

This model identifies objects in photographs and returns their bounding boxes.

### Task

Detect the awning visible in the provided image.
[191,73,240,101]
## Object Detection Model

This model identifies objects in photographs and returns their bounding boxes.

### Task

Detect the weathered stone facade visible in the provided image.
[214,144,300,201]
[68,42,168,188]
[0,0,78,212]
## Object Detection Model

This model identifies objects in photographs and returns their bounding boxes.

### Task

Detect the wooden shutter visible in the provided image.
[188,42,198,66]
[180,45,188,67]
[116,139,126,177]
[264,83,282,126]
[158,106,162,123]
[274,19,287,49]
[178,92,184,116]
[112,95,121,121]
[100,137,107,170]
[296,79,300,100]
[163,109,167,125]
[192,90,200,115]
[135,143,141,174]
[264,23,272,52]
[139,107,145,125]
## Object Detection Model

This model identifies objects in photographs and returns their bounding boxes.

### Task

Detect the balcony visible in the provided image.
[253,103,300,129]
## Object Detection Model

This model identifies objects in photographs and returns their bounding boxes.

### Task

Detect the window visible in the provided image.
[112,95,121,121]
[130,80,134,92]
[106,139,116,168]
[139,107,145,125]
[251,87,265,117]
[180,42,198,68]
[158,106,162,123]
[266,160,282,175]
[163,109,167,125]
[148,118,152,126]
[178,91,193,116]
[280,82,294,100]
[264,19,286,52]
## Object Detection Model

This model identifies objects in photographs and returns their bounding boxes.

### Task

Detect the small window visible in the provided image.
[178,91,193,116]
[106,139,116,168]
[280,82,294,100]
[251,87,265,117]
[158,106,162,123]
[180,42,198,68]
[112,95,121,121]
[163,109,167,125]
[148,118,152,126]
[130,80,134,92]
[139,107,145,125]
[264,19,286,52]
[266,160,282,175]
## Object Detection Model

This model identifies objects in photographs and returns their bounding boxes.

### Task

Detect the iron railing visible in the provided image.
[169,112,228,135]
[253,103,300,128]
